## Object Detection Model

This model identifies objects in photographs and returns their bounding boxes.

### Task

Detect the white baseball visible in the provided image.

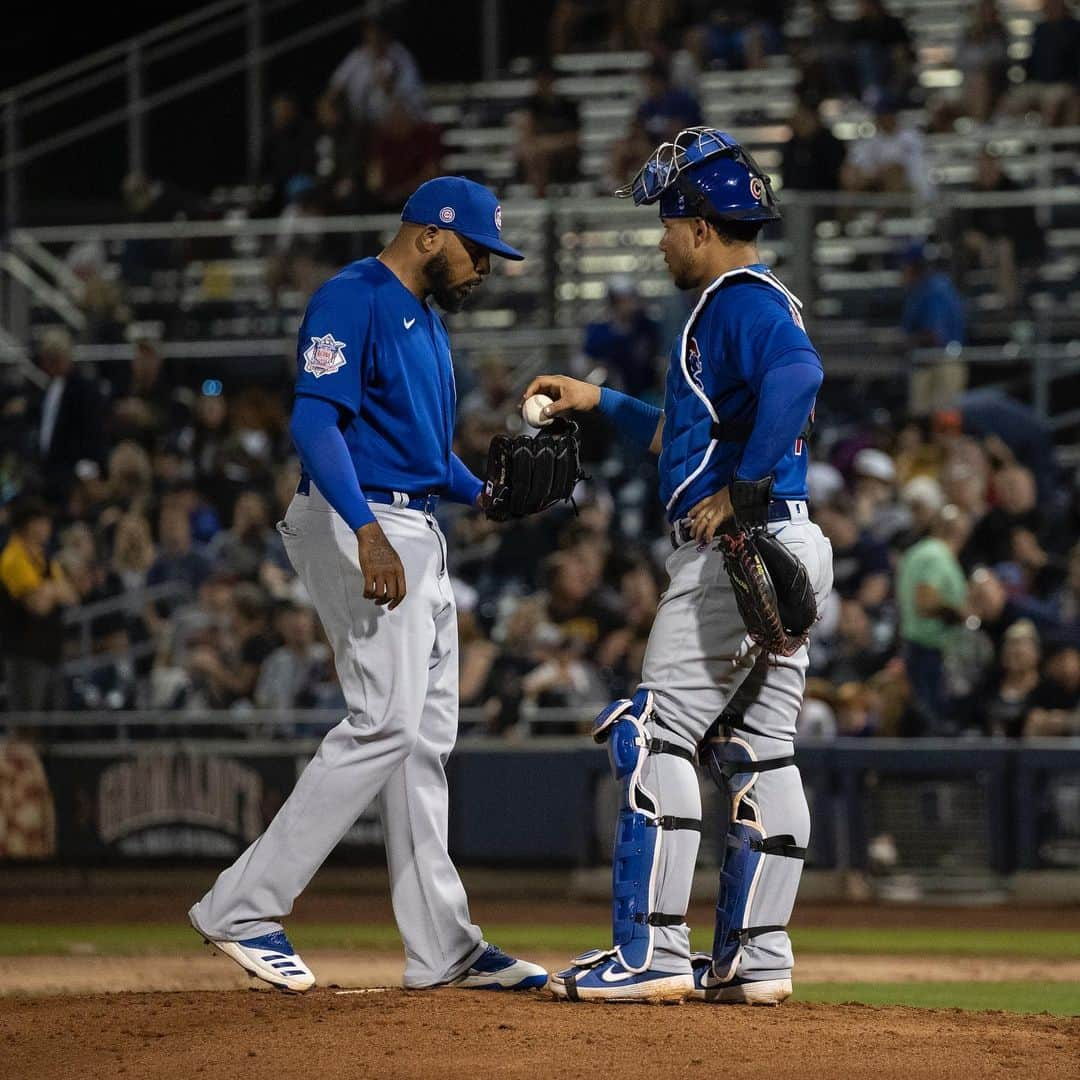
[523,393,554,427]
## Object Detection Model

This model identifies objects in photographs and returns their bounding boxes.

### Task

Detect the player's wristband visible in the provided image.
[598,387,662,449]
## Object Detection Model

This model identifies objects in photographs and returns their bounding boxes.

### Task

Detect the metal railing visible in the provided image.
[0,0,366,231]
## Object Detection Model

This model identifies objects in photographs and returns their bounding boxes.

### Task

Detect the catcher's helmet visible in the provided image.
[614,127,780,223]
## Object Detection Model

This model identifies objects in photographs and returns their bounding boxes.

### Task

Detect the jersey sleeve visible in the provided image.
[293,280,370,416]
[724,285,822,394]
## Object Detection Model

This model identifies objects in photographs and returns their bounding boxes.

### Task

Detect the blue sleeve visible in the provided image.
[290,395,376,530]
[736,359,822,481]
[293,280,370,416]
[732,292,822,394]
[446,452,483,505]
[598,386,663,449]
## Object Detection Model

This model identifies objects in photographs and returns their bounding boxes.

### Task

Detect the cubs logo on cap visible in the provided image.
[750,177,765,201]
[400,176,525,260]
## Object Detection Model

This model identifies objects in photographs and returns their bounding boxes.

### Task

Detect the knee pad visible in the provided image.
[593,689,700,972]
[700,728,805,981]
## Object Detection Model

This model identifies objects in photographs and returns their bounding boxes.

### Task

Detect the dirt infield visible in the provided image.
[4,987,1078,1080]
[4,950,1080,996]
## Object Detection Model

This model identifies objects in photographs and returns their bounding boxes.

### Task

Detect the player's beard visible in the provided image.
[425,251,479,313]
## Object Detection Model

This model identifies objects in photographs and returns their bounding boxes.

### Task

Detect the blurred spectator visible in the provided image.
[367,97,443,208]
[0,497,78,710]
[255,601,334,710]
[896,505,972,732]
[981,619,1043,737]
[542,542,621,654]
[323,19,424,131]
[949,1,1011,125]
[459,355,517,423]
[706,3,789,72]
[1025,644,1080,735]
[206,490,288,583]
[579,276,662,397]
[824,599,893,685]
[935,391,1058,505]
[119,171,196,285]
[513,64,581,197]
[109,339,191,450]
[840,99,931,198]
[834,681,879,736]
[793,0,858,104]
[816,496,891,611]
[851,447,908,545]
[595,559,659,692]
[103,441,155,524]
[65,240,130,345]
[957,151,1046,310]
[146,503,212,618]
[782,103,846,192]
[900,245,967,413]
[1001,0,1080,127]
[847,0,916,108]
[965,464,1049,573]
[229,583,280,705]
[607,115,654,194]
[636,61,703,142]
[260,92,318,215]
[313,94,365,213]
[111,512,156,592]
[266,176,338,305]
[548,0,614,55]
[32,328,107,500]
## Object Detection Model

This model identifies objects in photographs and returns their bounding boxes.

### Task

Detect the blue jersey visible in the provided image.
[660,265,821,522]
[293,258,457,494]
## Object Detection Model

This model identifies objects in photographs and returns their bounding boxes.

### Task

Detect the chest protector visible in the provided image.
[659,268,806,514]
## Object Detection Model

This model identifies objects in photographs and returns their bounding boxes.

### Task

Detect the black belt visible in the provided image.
[669,500,804,548]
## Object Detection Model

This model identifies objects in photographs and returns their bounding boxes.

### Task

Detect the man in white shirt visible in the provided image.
[323,19,424,130]
[841,99,933,199]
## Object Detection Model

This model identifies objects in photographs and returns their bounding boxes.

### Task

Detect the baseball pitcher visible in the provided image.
[525,129,834,1004]
[188,177,575,993]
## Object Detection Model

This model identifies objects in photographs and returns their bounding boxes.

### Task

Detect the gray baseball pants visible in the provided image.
[189,486,485,987]
[635,502,833,980]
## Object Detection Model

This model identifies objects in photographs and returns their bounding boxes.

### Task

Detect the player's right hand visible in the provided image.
[356,523,407,610]
[520,374,601,419]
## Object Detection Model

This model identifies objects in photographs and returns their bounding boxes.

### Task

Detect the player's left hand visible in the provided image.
[687,487,734,543]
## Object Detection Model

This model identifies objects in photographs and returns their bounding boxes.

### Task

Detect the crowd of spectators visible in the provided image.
[1,289,1077,743]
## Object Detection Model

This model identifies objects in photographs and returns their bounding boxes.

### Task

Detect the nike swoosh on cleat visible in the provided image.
[599,968,634,983]
[403,317,416,329]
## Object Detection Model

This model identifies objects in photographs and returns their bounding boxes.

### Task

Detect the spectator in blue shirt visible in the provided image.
[580,276,662,398]
[900,245,966,348]
[636,62,704,142]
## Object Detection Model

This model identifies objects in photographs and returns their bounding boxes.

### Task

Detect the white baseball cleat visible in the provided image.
[449,944,548,990]
[197,925,316,993]
[689,953,791,1005]
[547,948,693,1004]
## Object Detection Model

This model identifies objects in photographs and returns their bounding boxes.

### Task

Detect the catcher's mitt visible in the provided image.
[717,479,817,657]
[483,418,584,521]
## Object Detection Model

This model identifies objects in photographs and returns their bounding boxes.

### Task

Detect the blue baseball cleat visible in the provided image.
[689,952,791,1005]
[193,918,316,993]
[547,948,693,1003]
[450,944,548,990]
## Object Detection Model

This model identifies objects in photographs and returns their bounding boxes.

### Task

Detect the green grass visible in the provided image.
[796,981,1080,1016]
[0,922,1075,959]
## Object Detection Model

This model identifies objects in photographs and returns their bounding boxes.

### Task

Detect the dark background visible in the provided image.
[2,1,557,220]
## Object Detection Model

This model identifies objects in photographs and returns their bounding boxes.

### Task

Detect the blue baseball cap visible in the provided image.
[401,176,524,261]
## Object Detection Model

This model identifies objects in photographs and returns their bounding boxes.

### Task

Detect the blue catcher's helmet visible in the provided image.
[614,127,780,223]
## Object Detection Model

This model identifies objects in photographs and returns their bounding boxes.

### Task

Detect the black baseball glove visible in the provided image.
[716,478,818,657]
[483,418,584,521]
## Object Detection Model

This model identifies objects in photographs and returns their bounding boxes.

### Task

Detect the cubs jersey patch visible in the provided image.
[303,333,347,378]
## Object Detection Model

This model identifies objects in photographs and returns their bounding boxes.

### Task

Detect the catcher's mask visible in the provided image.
[614,127,780,224]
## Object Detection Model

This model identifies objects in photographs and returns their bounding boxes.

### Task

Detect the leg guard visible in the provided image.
[593,689,700,973]
[700,729,806,982]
